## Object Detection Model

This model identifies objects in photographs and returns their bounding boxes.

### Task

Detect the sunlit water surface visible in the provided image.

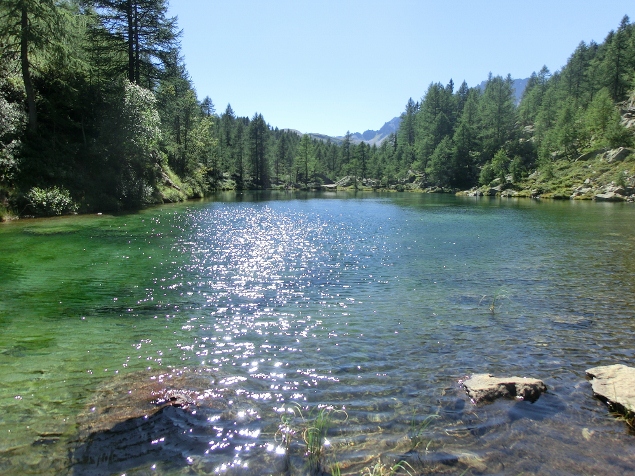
[1,192,635,475]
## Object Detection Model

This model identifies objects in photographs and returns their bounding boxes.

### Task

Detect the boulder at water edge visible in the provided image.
[586,364,635,414]
[461,374,547,403]
[594,192,626,202]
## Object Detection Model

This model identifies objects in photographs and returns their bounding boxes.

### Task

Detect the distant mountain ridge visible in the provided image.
[303,77,529,145]
[335,116,401,146]
[296,116,402,146]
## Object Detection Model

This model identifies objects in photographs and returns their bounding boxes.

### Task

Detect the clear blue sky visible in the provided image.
[167,0,634,137]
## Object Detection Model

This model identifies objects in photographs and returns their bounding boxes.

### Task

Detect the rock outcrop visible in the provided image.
[601,147,633,163]
[461,374,547,403]
[586,364,635,414]
[594,191,626,202]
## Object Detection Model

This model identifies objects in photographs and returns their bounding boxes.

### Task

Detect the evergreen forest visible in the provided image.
[2,1,635,217]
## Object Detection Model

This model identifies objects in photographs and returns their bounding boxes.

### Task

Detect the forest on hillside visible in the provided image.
[1,1,635,217]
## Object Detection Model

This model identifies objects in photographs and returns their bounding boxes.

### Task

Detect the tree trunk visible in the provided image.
[126,0,134,82]
[20,2,37,133]
[134,1,140,84]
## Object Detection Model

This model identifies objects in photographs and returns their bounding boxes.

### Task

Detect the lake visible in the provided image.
[1,191,635,475]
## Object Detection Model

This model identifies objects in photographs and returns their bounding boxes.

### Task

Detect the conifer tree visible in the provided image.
[248,113,268,187]
[0,0,74,133]
[92,0,179,87]
[478,74,517,160]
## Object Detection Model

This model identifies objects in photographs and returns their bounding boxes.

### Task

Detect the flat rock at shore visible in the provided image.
[461,374,547,403]
[586,364,635,413]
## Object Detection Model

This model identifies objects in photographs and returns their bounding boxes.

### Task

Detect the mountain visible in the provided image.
[477,77,530,104]
[296,117,401,146]
[329,116,401,146]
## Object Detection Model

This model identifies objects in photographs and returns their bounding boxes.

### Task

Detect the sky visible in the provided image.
[167,0,635,137]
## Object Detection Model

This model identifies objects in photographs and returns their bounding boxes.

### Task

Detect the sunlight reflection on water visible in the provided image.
[2,194,635,474]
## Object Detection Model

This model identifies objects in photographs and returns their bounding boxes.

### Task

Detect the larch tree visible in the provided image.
[0,0,71,133]
[92,0,179,87]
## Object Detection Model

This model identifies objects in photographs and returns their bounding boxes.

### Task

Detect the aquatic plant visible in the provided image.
[303,406,336,474]
[361,460,414,476]
[275,403,347,475]
[408,412,439,451]
[479,289,509,313]
[275,402,304,473]
[613,408,635,430]
[608,383,635,430]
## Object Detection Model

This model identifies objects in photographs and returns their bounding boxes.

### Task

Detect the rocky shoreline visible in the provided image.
[459,147,635,202]
[66,362,635,475]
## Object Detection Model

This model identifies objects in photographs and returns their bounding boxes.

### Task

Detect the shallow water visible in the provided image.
[1,191,635,475]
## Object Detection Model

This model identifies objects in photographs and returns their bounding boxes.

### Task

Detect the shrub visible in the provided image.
[510,156,524,182]
[479,162,496,186]
[26,186,78,216]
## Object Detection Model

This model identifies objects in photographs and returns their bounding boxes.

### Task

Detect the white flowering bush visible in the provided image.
[26,186,78,216]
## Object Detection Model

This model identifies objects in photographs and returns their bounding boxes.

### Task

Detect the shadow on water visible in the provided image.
[70,401,283,476]
[507,393,567,423]
[71,405,209,475]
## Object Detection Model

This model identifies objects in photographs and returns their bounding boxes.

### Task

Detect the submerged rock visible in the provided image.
[586,364,635,415]
[70,368,280,475]
[461,374,547,403]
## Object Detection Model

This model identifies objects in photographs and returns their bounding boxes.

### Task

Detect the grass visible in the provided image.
[515,152,635,198]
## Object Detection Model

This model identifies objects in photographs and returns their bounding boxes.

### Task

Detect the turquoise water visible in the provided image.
[1,192,635,474]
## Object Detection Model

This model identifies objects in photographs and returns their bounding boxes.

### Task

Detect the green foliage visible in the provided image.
[427,136,455,186]
[3,3,635,214]
[93,0,179,86]
[478,74,517,160]
[479,162,496,186]
[0,82,25,184]
[510,156,524,182]
[540,158,555,181]
[97,80,162,207]
[295,133,314,186]
[491,149,510,183]
[26,186,77,216]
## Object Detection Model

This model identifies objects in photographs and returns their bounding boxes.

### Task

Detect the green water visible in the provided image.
[1,192,635,474]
